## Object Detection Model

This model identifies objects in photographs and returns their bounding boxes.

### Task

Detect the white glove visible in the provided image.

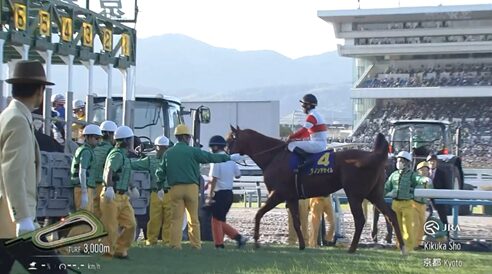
[425,177,433,186]
[230,153,246,162]
[104,186,115,201]
[16,217,36,236]
[157,189,165,201]
[130,187,140,199]
[80,189,89,209]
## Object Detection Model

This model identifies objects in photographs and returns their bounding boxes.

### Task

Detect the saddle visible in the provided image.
[289,148,335,199]
[289,148,335,175]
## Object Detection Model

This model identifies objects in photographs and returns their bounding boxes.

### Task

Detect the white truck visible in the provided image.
[181,100,280,147]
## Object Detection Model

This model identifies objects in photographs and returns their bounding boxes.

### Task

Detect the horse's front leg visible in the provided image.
[254,190,283,248]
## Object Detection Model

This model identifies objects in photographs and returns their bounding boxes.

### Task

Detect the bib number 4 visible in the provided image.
[317,152,331,166]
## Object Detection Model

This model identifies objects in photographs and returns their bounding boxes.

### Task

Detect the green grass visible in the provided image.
[11,242,492,274]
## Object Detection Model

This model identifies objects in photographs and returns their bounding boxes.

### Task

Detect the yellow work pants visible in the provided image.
[146,191,172,245]
[63,187,94,254]
[287,199,309,245]
[100,193,136,256]
[391,200,416,249]
[309,196,335,248]
[74,186,94,212]
[93,183,104,219]
[413,201,427,249]
[362,199,370,221]
[169,184,201,249]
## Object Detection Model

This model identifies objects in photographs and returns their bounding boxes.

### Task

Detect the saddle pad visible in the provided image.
[289,150,335,175]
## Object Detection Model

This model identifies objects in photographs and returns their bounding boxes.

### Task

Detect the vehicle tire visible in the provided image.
[450,165,471,216]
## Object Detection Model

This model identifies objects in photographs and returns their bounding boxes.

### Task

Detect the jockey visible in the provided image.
[287,94,328,160]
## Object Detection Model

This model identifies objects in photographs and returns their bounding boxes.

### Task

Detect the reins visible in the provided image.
[234,142,287,167]
[251,142,287,157]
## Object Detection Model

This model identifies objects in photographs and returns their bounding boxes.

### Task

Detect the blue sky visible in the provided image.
[133,0,492,58]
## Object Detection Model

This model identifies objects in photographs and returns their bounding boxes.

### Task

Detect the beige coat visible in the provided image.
[0,99,41,239]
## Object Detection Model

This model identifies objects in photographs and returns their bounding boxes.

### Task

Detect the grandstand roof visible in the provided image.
[318,4,492,23]
[391,119,450,125]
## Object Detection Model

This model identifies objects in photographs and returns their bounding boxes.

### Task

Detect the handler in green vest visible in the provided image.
[156,124,244,249]
[384,151,431,252]
[100,125,139,259]
[93,120,118,219]
[70,124,102,211]
[131,135,171,246]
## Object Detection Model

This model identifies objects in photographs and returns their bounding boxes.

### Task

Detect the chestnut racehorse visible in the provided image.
[227,126,406,255]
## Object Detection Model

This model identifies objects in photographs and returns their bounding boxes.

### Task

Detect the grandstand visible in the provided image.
[319,4,492,168]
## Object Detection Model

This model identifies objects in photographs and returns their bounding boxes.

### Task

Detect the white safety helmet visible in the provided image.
[100,120,118,132]
[114,126,134,140]
[396,151,412,162]
[82,124,103,136]
[154,135,170,146]
[73,99,85,110]
[51,93,65,103]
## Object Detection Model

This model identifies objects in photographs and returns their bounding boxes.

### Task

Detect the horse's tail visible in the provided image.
[373,133,389,155]
[345,133,388,168]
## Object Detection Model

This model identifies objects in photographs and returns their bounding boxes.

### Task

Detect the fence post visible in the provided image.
[452,204,459,239]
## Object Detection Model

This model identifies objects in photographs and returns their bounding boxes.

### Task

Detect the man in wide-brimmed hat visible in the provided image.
[0,60,67,273]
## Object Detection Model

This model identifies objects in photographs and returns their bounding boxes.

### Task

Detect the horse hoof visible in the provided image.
[348,248,356,254]
[299,245,305,251]
[255,243,261,249]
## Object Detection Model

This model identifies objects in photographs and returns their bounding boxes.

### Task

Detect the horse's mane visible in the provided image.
[240,129,284,146]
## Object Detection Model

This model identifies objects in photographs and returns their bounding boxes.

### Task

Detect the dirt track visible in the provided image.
[226,207,492,245]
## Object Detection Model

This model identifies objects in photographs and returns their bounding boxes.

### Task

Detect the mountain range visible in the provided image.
[50,34,354,123]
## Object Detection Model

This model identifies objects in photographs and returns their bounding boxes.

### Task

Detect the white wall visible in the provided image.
[182,101,280,146]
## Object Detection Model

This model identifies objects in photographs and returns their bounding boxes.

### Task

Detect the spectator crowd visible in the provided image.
[359,63,492,88]
[356,34,492,46]
[348,98,492,168]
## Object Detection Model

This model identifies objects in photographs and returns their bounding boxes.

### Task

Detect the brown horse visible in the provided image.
[227,126,407,255]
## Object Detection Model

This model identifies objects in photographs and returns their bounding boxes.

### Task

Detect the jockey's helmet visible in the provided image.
[300,94,318,107]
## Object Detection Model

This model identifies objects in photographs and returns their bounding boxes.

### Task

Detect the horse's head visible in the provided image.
[226,125,247,155]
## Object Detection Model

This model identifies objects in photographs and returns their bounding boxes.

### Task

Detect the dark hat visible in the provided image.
[426,154,438,161]
[209,135,227,147]
[6,60,54,86]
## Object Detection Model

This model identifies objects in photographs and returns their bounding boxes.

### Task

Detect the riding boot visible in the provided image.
[292,147,309,199]
[293,147,309,170]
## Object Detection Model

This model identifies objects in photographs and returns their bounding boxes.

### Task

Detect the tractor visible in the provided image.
[387,119,470,214]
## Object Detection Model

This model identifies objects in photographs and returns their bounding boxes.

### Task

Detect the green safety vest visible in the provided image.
[70,144,96,188]
[384,169,428,200]
[130,155,162,191]
[104,147,131,191]
[93,141,113,184]
[414,178,433,204]
[412,135,425,149]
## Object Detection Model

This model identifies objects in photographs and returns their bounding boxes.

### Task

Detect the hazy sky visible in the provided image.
[132,0,492,59]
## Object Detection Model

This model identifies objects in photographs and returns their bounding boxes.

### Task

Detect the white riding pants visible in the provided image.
[288,140,327,154]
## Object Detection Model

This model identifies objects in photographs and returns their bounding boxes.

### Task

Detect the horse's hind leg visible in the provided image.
[254,190,283,249]
[431,199,449,237]
[371,207,380,242]
[368,196,407,256]
[286,199,305,250]
[346,195,365,253]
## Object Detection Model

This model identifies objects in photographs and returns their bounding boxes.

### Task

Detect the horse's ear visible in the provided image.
[236,125,241,131]
[230,125,236,133]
